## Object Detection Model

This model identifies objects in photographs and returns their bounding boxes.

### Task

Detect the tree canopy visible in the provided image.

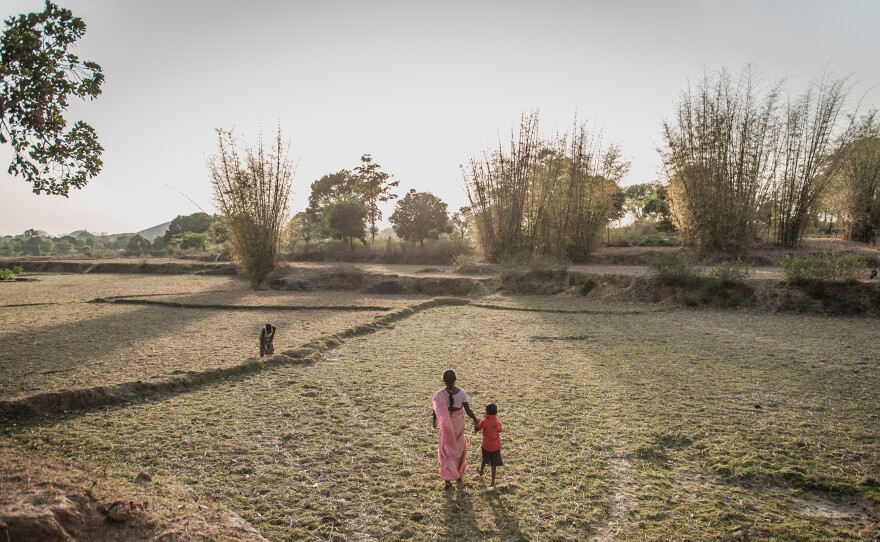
[0,1,104,195]
[323,197,367,250]
[390,190,450,246]
[163,212,214,244]
[353,154,399,243]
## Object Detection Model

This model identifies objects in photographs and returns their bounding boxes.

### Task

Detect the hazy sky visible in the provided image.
[1,0,878,236]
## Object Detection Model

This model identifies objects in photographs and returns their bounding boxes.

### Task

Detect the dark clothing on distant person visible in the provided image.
[260,325,276,357]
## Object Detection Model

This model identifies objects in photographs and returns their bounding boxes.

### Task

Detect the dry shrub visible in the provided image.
[648,253,703,286]
[464,111,628,263]
[209,127,293,289]
[664,66,857,250]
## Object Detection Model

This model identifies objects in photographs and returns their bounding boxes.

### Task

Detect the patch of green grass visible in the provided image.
[579,279,597,296]
[784,252,865,282]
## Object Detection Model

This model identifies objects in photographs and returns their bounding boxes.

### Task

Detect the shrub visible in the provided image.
[290,237,470,266]
[209,127,293,289]
[606,223,680,247]
[711,259,751,284]
[783,252,864,282]
[0,268,14,281]
[11,265,23,275]
[648,253,702,285]
[580,279,597,296]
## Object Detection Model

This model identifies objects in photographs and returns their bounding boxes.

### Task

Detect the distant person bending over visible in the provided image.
[476,403,504,490]
[260,323,276,357]
[431,369,480,488]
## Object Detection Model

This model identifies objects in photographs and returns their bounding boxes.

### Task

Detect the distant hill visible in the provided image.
[64,222,170,242]
[66,230,97,240]
[135,221,172,241]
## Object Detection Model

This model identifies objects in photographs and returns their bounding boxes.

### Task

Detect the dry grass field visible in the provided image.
[3,283,879,541]
[127,289,424,308]
[0,273,247,305]
[0,275,417,401]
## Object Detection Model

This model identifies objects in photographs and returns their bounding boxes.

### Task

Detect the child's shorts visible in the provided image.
[481,448,504,467]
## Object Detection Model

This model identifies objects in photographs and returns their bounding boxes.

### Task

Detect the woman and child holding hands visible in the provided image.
[431,369,504,489]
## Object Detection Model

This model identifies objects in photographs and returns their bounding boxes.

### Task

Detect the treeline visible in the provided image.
[290,155,467,253]
[0,213,226,257]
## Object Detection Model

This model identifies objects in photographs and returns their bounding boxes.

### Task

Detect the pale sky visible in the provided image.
[1,0,878,236]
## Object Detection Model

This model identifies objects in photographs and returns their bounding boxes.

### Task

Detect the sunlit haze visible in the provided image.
[1,0,878,236]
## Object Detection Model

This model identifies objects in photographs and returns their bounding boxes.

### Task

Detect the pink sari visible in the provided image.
[432,389,467,481]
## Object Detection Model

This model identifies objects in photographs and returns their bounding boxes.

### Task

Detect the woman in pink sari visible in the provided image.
[431,369,480,488]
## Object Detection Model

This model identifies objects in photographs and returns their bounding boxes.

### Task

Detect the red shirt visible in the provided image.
[477,414,502,452]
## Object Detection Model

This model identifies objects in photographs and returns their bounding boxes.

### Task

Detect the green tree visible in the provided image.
[109,234,131,250]
[0,1,104,195]
[624,182,674,227]
[390,190,450,246]
[451,206,471,242]
[163,212,214,244]
[20,235,42,255]
[286,211,318,252]
[353,154,399,243]
[178,232,208,250]
[623,183,653,223]
[53,238,73,253]
[307,170,356,215]
[126,234,150,254]
[323,197,367,251]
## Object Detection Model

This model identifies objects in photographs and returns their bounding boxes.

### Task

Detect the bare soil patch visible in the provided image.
[0,447,266,541]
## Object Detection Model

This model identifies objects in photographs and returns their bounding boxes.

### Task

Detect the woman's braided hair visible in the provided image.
[442,369,456,410]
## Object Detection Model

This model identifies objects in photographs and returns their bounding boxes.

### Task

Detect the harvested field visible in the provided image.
[475,294,667,313]
[124,290,425,309]
[0,296,386,402]
[0,273,247,306]
[3,302,878,540]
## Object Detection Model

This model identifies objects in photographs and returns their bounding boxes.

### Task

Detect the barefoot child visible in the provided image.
[476,403,503,489]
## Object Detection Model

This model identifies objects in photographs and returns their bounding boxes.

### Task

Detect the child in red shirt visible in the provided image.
[476,403,503,489]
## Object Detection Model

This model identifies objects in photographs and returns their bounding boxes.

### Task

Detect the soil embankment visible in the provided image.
[0,258,236,275]
[268,264,880,316]
[269,265,494,296]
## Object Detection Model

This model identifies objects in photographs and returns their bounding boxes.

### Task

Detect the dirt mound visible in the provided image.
[0,448,266,541]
